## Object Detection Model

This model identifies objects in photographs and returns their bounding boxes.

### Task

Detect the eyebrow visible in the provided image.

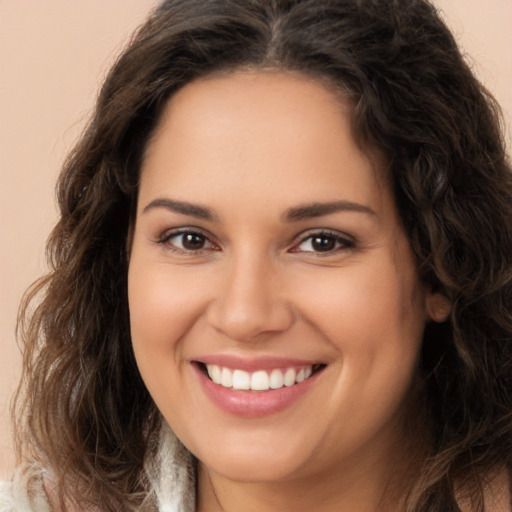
[142,198,218,221]
[142,197,375,222]
[283,200,376,221]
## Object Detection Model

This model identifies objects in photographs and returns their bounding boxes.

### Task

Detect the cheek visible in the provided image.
[300,266,422,337]
[128,259,211,366]
[127,258,215,427]
[291,256,426,384]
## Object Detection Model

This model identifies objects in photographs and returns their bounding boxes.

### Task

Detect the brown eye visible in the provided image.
[311,234,337,252]
[181,232,207,250]
[160,230,215,252]
[293,231,354,254]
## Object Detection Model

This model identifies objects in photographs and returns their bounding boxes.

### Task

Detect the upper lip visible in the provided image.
[193,355,324,372]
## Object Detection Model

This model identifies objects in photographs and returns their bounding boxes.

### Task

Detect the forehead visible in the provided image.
[146,69,353,153]
[139,69,389,216]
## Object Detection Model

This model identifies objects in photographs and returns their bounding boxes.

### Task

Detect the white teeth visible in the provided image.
[232,370,250,390]
[284,368,296,387]
[209,364,221,384]
[220,367,232,388]
[205,364,317,391]
[269,369,284,389]
[251,370,269,391]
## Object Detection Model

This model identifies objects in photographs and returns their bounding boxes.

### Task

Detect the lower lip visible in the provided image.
[193,364,321,418]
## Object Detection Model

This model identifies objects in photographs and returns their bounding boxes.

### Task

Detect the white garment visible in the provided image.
[0,462,50,512]
[0,423,196,512]
[0,482,14,512]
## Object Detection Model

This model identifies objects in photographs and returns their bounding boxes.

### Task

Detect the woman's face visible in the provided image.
[128,70,442,484]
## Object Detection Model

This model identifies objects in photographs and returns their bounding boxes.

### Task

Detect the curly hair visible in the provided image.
[14,0,512,510]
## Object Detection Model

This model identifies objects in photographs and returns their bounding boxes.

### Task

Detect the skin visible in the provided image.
[128,69,449,512]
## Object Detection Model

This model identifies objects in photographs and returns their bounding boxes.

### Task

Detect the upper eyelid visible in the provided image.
[292,228,355,245]
[158,226,213,241]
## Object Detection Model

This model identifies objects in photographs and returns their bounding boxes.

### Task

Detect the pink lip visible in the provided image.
[192,361,324,418]
[195,354,321,372]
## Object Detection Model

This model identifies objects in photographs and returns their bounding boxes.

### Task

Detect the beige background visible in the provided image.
[1,0,511,479]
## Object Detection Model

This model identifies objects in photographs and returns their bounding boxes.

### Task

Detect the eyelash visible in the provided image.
[156,228,355,256]
[290,230,355,255]
[157,228,218,254]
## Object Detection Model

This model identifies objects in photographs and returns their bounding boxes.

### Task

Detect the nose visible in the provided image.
[206,253,294,342]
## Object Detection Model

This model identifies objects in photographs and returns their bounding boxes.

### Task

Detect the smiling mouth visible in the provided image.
[197,363,326,392]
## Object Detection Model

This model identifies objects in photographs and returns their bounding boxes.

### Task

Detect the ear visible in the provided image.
[425,291,452,323]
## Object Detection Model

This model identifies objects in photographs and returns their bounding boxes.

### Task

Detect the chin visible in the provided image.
[194,439,310,483]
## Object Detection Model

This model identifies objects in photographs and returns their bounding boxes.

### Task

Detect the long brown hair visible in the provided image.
[15,1,512,510]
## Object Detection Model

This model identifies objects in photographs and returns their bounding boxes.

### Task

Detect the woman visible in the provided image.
[2,0,512,510]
